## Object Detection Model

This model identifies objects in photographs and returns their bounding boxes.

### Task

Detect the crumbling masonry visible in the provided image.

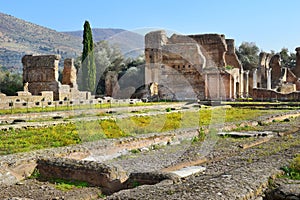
[145,30,300,101]
[145,30,246,100]
[22,54,91,101]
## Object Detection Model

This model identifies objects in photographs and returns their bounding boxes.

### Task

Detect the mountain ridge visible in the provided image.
[0,12,144,71]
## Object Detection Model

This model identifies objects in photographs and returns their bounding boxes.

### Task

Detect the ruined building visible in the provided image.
[22,54,91,101]
[145,30,248,100]
[252,49,300,100]
[145,30,300,101]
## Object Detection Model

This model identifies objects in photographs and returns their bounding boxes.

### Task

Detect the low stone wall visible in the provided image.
[37,158,128,194]
[252,88,300,101]
[0,98,142,110]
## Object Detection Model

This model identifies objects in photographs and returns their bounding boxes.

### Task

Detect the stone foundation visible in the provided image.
[37,158,128,194]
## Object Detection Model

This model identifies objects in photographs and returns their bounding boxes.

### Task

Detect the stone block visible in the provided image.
[37,158,128,194]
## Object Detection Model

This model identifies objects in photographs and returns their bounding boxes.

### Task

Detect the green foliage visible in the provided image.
[81,20,96,93]
[130,149,141,154]
[165,108,171,112]
[236,42,259,70]
[279,48,296,68]
[0,69,22,95]
[0,124,80,155]
[281,164,300,180]
[132,180,140,188]
[225,65,234,70]
[50,178,89,191]
[28,168,41,179]
[291,154,300,172]
[93,40,145,95]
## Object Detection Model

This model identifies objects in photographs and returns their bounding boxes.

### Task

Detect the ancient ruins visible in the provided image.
[0,31,300,107]
[144,30,300,101]
[0,55,92,109]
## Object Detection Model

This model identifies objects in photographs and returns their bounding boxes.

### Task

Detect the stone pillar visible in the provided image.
[267,68,272,90]
[292,47,300,77]
[240,70,244,98]
[253,69,257,89]
[233,75,237,99]
[245,70,249,97]
[205,73,208,99]
[62,58,77,89]
[217,74,220,99]
[282,67,287,82]
[229,74,232,99]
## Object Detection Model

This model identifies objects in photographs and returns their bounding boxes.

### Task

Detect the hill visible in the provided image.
[0,12,82,72]
[0,12,144,72]
[63,28,144,58]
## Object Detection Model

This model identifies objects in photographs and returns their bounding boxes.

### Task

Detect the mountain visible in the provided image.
[63,28,145,58]
[0,12,82,72]
[0,12,144,72]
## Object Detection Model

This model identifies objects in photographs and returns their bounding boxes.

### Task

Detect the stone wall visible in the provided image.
[105,71,120,97]
[252,88,300,101]
[292,47,300,77]
[270,54,282,88]
[144,30,241,100]
[21,54,91,101]
[22,55,60,100]
[62,58,77,89]
[37,158,128,194]
[188,34,227,69]
[225,39,242,69]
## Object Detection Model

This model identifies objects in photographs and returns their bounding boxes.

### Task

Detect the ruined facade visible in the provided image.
[252,48,300,100]
[22,55,90,101]
[145,30,246,100]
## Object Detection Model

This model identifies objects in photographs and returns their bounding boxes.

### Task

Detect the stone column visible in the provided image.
[240,70,244,98]
[229,74,232,99]
[217,74,220,99]
[205,73,208,99]
[233,75,237,99]
[245,70,249,97]
[267,68,272,90]
[282,67,287,82]
[253,69,257,89]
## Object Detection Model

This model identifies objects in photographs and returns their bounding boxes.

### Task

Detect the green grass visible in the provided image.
[0,101,165,115]
[50,178,89,191]
[281,154,300,180]
[0,107,289,155]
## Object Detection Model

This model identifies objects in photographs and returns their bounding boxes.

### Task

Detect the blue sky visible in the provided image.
[1,0,299,52]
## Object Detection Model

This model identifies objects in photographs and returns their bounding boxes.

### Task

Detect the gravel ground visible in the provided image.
[0,110,299,200]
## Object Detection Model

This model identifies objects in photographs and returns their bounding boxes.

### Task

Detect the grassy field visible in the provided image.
[0,107,287,155]
[0,101,164,115]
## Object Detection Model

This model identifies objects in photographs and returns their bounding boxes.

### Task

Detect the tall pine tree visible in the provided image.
[82,20,96,93]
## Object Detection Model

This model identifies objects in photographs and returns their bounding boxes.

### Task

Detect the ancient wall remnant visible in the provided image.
[269,54,282,88]
[144,30,244,100]
[37,158,128,194]
[62,58,77,89]
[252,48,300,100]
[22,55,60,100]
[105,71,120,97]
[292,47,300,77]
[22,54,91,101]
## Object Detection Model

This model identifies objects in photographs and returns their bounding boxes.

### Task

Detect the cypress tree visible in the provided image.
[82,20,96,93]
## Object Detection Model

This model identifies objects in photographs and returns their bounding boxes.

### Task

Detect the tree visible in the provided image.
[81,20,96,93]
[94,41,125,94]
[279,48,296,68]
[236,42,260,70]
[0,66,22,95]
